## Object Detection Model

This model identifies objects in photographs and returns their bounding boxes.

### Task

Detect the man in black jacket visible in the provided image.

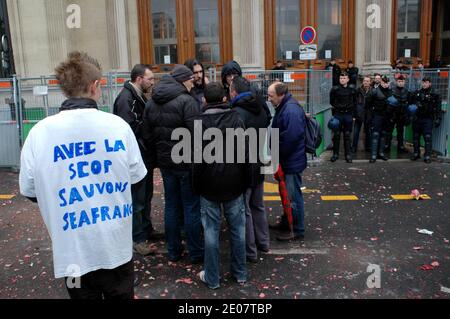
[410,78,442,163]
[352,76,372,153]
[193,83,249,289]
[230,77,271,264]
[367,76,392,163]
[221,61,273,122]
[327,59,342,87]
[222,60,243,101]
[143,65,204,264]
[113,64,162,256]
[385,75,411,153]
[346,60,359,87]
[329,72,357,163]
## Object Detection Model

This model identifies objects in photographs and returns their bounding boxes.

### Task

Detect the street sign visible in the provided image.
[300,44,317,60]
[300,26,316,45]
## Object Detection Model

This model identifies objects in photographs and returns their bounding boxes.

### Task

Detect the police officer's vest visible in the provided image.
[414,89,439,119]
[392,86,409,113]
[331,85,356,113]
[370,86,391,115]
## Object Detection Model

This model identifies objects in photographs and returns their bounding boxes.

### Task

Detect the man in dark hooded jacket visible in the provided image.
[113,64,163,256]
[193,82,250,290]
[222,60,243,101]
[230,76,271,263]
[143,65,204,264]
[222,61,272,123]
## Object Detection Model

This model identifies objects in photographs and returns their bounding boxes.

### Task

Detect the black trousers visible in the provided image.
[132,169,155,243]
[65,260,134,300]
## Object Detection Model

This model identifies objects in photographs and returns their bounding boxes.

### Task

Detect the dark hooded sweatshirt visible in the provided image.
[231,92,271,185]
[221,61,243,101]
[222,60,273,123]
[143,75,201,170]
[192,102,251,202]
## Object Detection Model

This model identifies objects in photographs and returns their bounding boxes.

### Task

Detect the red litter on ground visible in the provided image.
[420,262,440,271]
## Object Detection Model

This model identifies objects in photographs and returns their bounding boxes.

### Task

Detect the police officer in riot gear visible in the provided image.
[410,78,442,164]
[367,76,392,163]
[329,72,357,163]
[385,75,410,153]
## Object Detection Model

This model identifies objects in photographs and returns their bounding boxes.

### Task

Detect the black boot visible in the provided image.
[397,130,408,153]
[424,134,432,164]
[370,133,379,163]
[331,133,340,162]
[410,134,421,161]
[384,133,392,153]
[378,134,389,161]
[365,126,372,153]
[344,132,353,163]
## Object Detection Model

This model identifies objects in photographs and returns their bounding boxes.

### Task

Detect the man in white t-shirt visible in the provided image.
[19,52,147,299]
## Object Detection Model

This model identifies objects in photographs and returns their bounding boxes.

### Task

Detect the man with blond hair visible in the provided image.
[20,52,147,299]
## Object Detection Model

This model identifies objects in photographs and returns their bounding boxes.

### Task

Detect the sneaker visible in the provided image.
[269,223,289,231]
[198,270,219,290]
[236,279,247,286]
[247,256,258,264]
[133,242,158,256]
[257,246,270,254]
[276,232,304,242]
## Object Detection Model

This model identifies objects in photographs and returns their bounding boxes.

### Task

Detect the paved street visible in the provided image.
[0,157,449,299]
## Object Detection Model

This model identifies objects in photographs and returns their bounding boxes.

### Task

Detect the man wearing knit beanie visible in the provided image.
[143,64,203,264]
[172,65,195,90]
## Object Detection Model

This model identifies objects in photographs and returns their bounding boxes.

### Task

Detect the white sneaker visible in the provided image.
[198,270,220,290]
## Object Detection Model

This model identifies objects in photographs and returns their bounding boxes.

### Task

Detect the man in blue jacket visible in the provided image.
[268,82,307,241]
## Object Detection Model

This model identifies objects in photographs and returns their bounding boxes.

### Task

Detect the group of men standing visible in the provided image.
[113,60,307,291]
[21,51,443,299]
[329,72,442,164]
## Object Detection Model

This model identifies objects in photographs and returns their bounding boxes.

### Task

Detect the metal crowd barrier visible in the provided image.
[0,77,20,168]
[2,68,449,168]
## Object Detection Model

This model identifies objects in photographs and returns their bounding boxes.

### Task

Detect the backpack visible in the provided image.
[305,116,322,156]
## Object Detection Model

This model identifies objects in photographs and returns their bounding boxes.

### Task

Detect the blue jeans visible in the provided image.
[201,196,247,289]
[160,169,204,262]
[283,173,305,235]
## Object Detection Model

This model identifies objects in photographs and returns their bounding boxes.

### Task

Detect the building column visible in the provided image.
[45,0,69,66]
[106,0,130,71]
[232,0,265,70]
[6,0,25,75]
[355,0,393,75]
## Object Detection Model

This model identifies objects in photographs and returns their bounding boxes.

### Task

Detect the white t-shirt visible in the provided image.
[19,108,147,279]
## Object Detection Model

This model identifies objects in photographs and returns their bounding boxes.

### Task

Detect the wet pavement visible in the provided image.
[0,154,449,299]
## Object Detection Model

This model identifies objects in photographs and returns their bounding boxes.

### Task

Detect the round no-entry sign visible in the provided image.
[301,26,316,45]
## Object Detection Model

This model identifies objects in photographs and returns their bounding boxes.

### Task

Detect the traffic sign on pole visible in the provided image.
[300,26,316,45]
